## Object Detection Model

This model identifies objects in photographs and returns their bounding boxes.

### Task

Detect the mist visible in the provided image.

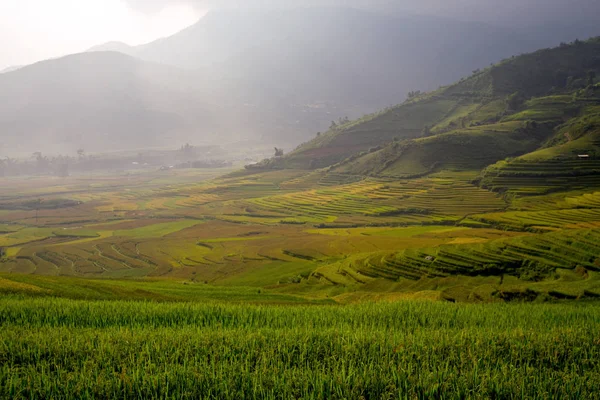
[126,0,600,26]
[0,0,599,167]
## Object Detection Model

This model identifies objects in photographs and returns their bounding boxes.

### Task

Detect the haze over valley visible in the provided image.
[2,1,600,398]
[2,1,600,157]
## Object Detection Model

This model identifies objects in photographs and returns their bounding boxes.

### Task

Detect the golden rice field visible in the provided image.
[1,167,600,301]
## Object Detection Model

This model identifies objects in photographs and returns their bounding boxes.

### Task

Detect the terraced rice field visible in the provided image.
[1,165,600,300]
[357,228,600,283]
[480,158,600,195]
[248,175,506,224]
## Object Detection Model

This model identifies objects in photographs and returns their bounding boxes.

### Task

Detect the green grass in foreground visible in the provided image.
[1,297,599,399]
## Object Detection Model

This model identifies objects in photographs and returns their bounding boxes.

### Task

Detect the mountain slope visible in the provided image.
[96,7,589,125]
[87,41,135,54]
[267,37,600,173]
[0,65,22,74]
[0,53,354,156]
[0,52,218,154]
[6,8,600,155]
[478,103,600,195]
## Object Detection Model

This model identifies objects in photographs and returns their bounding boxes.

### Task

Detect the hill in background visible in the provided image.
[265,37,600,175]
[0,65,22,74]
[0,52,218,154]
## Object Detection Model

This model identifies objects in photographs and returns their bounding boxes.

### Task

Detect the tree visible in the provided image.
[77,149,85,159]
[32,152,49,173]
[568,77,586,90]
[329,121,338,130]
[274,147,284,157]
[554,70,568,88]
[506,91,525,111]
[180,143,195,158]
[588,71,596,87]
[407,90,422,99]
[316,132,321,137]
[0,247,5,259]
[524,120,538,131]
[34,198,43,224]
[3,157,16,176]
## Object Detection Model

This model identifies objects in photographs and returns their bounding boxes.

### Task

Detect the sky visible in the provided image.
[0,0,204,70]
[2,0,599,71]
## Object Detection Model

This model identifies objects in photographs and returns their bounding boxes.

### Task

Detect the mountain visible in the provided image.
[0,51,345,156]
[87,41,135,54]
[0,52,220,154]
[259,37,600,174]
[0,65,22,74]
[6,6,600,155]
[104,8,538,107]
[91,7,600,134]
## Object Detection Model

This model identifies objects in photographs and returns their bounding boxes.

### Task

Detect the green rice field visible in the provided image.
[1,165,600,301]
[1,297,599,399]
[2,35,600,399]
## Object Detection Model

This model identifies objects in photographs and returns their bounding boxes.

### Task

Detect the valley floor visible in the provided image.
[1,167,599,301]
[1,161,600,399]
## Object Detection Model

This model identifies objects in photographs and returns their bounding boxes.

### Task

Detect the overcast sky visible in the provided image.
[0,0,205,70]
[1,0,599,70]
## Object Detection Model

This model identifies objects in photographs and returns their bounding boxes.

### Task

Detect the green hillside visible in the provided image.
[270,97,459,169]
[249,37,600,174]
[479,104,600,194]
[332,91,599,177]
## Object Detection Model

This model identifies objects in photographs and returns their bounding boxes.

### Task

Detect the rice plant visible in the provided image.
[1,297,599,399]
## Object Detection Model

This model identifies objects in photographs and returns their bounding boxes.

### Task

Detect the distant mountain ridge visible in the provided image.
[89,7,600,111]
[0,52,218,154]
[88,7,571,108]
[87,41,134,54]
[3,6,600,155]
[0,65,22,74]
[0,50,342,155]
